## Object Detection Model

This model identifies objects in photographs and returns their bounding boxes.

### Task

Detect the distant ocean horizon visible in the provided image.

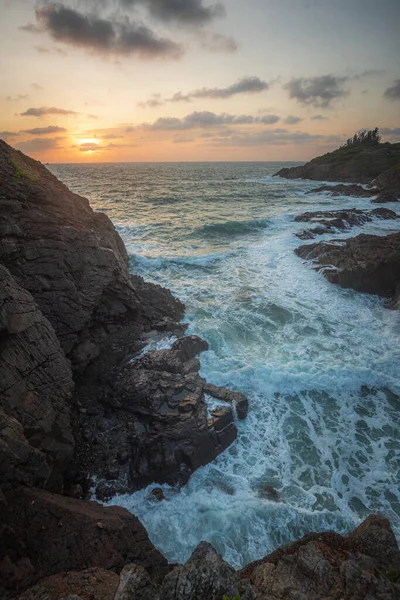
[50,161,400,569]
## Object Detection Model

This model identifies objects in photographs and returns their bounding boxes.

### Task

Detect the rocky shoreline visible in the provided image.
[1,139,400,599]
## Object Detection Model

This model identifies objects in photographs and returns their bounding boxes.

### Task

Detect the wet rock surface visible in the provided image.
[295,207,398,239]
[69,334,240,498]
[308,183,375,197]
[295,232,400,306]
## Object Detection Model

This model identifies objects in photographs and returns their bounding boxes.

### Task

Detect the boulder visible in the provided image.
[114,564,160,600]
[161,542,255,600]
[308,183,375,197]
[204,382,249,419]
[295,232,400,303]
[241,515,400,600]
[16,569,119,600]
[0,486,167,595]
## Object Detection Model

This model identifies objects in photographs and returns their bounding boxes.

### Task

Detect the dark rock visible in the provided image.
[373,191,400,203]
[241,515,400,600]
[204,382,249,419]
[150,487,166,502]
[371,163,400,197]
[295,232,400,303]
[210,406,234,431]
[0,265,74,490]
[0,139,144,374]
[295,207,398,239]
[0,486,167,595]
[16,568,119,600]
[274,141,400,183]
[114,564,160,600]
[257,484,281,502]
[161,541,255,600]
[130,275,185,330]
[308,183,375,197]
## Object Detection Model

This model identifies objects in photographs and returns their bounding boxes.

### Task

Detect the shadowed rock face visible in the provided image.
[0,264,74,489]
[0,486,167,596]
[295,232,400,307]
[0,139,141,374]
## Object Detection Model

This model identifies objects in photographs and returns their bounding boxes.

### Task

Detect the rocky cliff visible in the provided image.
[1,140,399,600]
[274,141,400,185]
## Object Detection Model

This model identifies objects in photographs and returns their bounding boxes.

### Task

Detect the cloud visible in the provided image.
[310,114,329,121]
[173,135,194,143]
[21,126,67,135]
[32,4,183,59]
[76,142,102,152]
[198,32,237,53]
[284,75,349,108]
[16,137,64,152]
[0,131,19,141]
[144,110,255,130]
[204,129,342,147]
[31,83,44,90]
[6,95,29,102]
[258,114,280,125]
[121,0,225,25]
[380,127,400,139]
[20,106,78,117]
[384,79,400,101]
[34,45,67,55]
[284,115,303,125]
[141,76,269,107]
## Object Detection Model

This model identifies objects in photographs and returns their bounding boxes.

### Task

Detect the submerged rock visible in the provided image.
[295,207,398,239]
[308,183,375,197]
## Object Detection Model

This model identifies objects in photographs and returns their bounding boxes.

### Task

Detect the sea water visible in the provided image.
[50,162,400,568]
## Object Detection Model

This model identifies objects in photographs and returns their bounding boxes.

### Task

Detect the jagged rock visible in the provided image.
[295,232,400,304]
[0,265,74,489]
[161,542,255,600]
[373,191,400,203]
[0,486,167,595]
[16,569,119,600]
[130,275,185,330]
[204,382,249,419]
[114,564,160,600]
[294,207,398,239]
[308,183,375,197]
[241,515,400,600]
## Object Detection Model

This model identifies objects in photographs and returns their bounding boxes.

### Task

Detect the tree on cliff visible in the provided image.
[343,127,381,148]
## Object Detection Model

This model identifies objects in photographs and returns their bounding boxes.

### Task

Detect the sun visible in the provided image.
[78,137,99,145]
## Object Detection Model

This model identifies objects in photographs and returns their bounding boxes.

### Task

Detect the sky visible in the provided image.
[0,0,399,162]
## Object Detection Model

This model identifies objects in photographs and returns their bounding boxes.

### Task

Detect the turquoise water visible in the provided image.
[51,162,400,568]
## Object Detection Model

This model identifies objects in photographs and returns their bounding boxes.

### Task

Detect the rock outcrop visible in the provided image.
[295,232,400,306]
[241,515,400,600]
[13,516,399,600]
[308,183,375,197]
[294,207,398,239]
[0,486,168,596]
[69,334,240,498]
[371,164,400,202]
[0,139,143,374]
[274,141,400,184]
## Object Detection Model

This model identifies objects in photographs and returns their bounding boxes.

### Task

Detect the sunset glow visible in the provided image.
[1,0,399,163]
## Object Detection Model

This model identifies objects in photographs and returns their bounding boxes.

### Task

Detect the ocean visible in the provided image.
[50,161,400,568]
